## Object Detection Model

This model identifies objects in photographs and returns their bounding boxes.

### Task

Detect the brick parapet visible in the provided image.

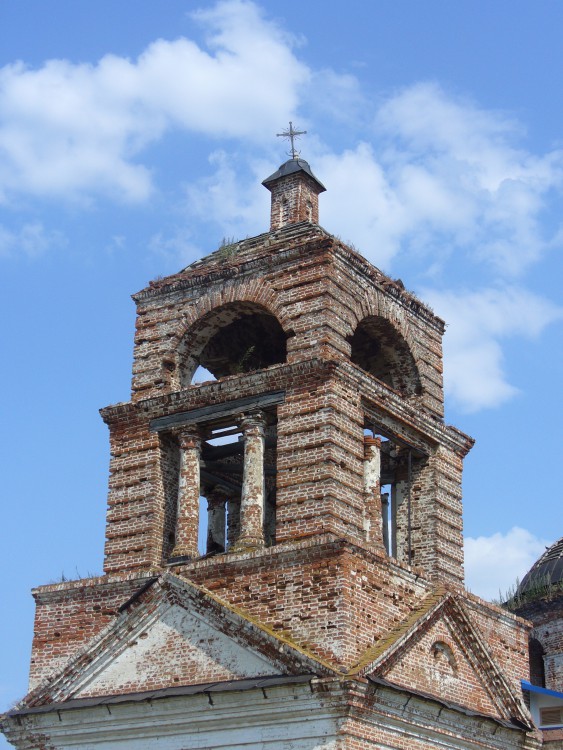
[135,225,443,331]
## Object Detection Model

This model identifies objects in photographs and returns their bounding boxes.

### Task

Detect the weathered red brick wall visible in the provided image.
[129,226,444,417]
[542,727,563,746]
[28,574,155,690]
[102,365,468,582]
[275,368,365,545]
[101,406,165,572]
[465,596,531,695]
[516,596,563,692]
[394,445,465,584]
[102,360,378,572]
[186,539,432,667]
[327,249,445,418]
[267,172,321,230]
[101,217,471,579]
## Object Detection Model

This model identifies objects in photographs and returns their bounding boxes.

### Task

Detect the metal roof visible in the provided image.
[7,674,316,717]
[517,536,563,595]
[262,158,326,192]
[521,679,563,700]
[369,676,533,731]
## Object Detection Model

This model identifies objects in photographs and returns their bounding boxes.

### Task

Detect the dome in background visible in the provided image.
[517,536,563,597]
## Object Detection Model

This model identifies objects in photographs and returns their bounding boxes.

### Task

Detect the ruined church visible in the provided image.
[2,132,556,748]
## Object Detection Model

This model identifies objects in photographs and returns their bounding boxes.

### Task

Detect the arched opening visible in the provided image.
[349,316,421,396]
[529,637,546,687]
[179,302,288,387]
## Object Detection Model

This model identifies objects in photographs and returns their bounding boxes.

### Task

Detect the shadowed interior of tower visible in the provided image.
[178,302,288,387]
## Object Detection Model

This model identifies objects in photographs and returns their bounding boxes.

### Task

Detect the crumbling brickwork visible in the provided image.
[100,219,469,583]
[3,156,541,750]
[517,597,563,693]
[28,573,156,689]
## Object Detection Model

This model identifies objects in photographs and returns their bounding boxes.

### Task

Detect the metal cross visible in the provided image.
[276,121,307,159]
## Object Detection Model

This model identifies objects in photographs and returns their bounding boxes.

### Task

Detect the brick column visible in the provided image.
[381,492,390,554]
[236,411,266,550]
[363,436,385,551]
[226,497,241,549]
[170,427,201,560]
[206,488,227,554]
[392,477,409,563]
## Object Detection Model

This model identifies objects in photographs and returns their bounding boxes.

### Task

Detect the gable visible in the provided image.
[381,614,501,718]
[21,573,336,709]
[351,592,531,727]
[76,602,283,699]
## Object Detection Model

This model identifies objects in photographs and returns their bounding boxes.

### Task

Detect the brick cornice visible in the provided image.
[100,357,472,457]
[131,222,444,336]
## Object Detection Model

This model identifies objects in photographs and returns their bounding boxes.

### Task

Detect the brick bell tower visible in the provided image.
[2,134,542,749]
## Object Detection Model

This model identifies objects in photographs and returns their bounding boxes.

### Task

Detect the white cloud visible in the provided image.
[0,58,155,203]
[315,83,563,275]
[0,221,63,258]
[2,4,561,285]
[183,150,271,240]
[148,227,202,268]
[423,286,562,412]
[464,527,551,601]
[317,143,406,268]
[0,0,310,203]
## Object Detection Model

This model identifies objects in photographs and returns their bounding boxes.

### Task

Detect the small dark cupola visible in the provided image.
[262,122,326,230]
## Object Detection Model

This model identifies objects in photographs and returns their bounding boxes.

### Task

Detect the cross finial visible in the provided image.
[276,121,307,159]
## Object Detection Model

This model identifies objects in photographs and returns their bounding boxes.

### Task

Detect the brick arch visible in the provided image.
[348,295,422,397]
[529,637,546,688]
[165,279,292,388]
[356,291,415,344]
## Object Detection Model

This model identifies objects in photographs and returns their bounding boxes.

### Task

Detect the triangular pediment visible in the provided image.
[349,591,531,727]
[76,602,286,699]
[22,573,336,708]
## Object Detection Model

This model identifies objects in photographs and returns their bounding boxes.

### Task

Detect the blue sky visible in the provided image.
[1,0,562,726]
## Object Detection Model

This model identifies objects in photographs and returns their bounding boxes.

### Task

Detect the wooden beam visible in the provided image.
[150,391,285,433]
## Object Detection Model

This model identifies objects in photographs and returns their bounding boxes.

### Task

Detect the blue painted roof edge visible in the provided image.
[521,679,563,700]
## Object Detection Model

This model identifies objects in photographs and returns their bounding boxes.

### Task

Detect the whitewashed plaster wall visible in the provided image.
[3,683,342,750]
